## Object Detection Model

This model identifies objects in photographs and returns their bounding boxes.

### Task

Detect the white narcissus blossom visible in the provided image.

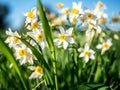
[71,1,83,15]
[78,44,95,63]
[28,66,43,79]
[54,27,74,49]
[26,20,42,31]
[27,29,45,49]
[96,39,112,54]
[24,7,37,25]
[14,44,36,65]
[5,28,21,48]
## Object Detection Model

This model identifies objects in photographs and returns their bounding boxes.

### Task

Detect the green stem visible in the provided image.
[87,60,97,82]
[51,50,58,90]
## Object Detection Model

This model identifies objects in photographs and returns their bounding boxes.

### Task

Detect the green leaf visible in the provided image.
[37,0,54,52]
[0,38,28,90]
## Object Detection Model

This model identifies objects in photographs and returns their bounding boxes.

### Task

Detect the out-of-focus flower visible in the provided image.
[78,44,95,63]
[14,44,35,65]
[56,3,64,8]
[27,20,42,31]
[54,27,74,49]
[27,29,45,49]
[96,39,112,54]
[24,7,37,25]
[5,28,21,48]
[71,2,83,15]
[28,66,43,79]
[111,16,119,23]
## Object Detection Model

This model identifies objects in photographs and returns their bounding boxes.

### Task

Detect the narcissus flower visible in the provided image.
[24,7,37,25]
[14,44,35,65]
[78,44,95,63]
[5,28,21,48]
[54,27,74,49]
[96,39,112,54]
[27,29,45,49]
[71,2,83,15]
[28,66,43,79]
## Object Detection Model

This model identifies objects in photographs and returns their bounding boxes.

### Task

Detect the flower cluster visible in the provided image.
[4,1,113,85]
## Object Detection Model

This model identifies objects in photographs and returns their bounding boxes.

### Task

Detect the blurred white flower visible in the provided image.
[27,29,45,49]
[28,66,43,79]
[96,39,112,54]
[5,28,21,48]
[24,7,37,25]
[27,20,42,31]
[78,44,95,63]
[14,44,35,65]
[71,2,83,15]
[54,27,74,49]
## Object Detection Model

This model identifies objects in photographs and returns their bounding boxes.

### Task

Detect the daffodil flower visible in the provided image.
[78,44,95,63]
[5,28,21,48]
[24,7,37,25]
[28,66,43,79]
[96,39,112,54]
[14,44,35,65]
[54,27,74,49]
[27,29,45,49]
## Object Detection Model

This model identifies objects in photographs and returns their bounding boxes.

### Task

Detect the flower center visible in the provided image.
[36,34,44,41]
[112,17,119,23]
[72,17,77,23]
[59,34,67,40]
[71,8,79,14]
[27,12,34,18]
[18,49,26,56]
[87,13,93,19]
[99,17,106,24]
[64,8,69,14]
[13,37,20,43]
[35,66,43,73]
[84,51,90,56]
[31,22,39,29]
[97,2,103,8]
[103,43,109,49]
[56,3,63,8]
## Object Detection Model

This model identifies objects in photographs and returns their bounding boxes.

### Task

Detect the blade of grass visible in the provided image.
[0,38,28,90]
[37,0,58,90]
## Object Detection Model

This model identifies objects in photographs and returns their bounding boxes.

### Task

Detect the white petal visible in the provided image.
[29,72,38,79]
[54,39,62,46]
[63,41,68,49]
[28,66,35,71]
[96,44,102,49]
[90,55,95,60]
[84,56,89,63]
[84,44,89,50]
[78,48,83,52]
[59,26,65,34]
[67,37,74,44]
[79,52,84,57]
[66,28,73,36]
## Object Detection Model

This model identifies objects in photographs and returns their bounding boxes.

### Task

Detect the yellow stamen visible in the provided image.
[87,13,93,19]
[71,8,79,14]
[59,34,66,40]
[13,37,19,43]
[36,34,44,41]
[84,51,90,56]
[18,49,26,56]
[64,8,69,14]
[72,17,77,23]
[112,16,119,23]
[97,2,103,8]
[99,17,106,24]
[56,3,63,8]
[35,66,43,73]
[31,22,39,29]
[27,12,34,18]
[103,43,109,49]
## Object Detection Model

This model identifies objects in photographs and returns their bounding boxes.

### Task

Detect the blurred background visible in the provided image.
[0,0,120,31]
